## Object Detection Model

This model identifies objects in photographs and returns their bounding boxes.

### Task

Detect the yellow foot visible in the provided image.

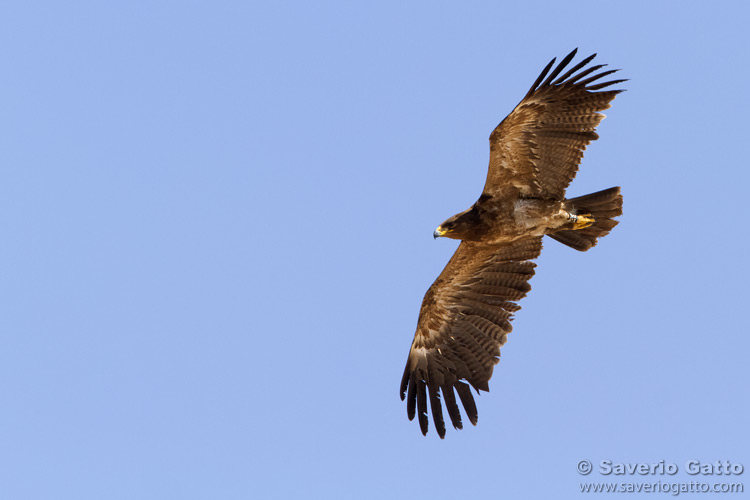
[571,213,595,230]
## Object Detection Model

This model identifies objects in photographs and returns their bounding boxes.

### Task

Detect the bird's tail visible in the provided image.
[548,187,623,252]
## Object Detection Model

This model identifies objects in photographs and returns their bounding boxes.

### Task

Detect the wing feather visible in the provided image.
[484,49,625,199]
[454,382,478,426]
[400,238,542,437]
[552,53,597,85]
[539,48,577,88]
[416,378,428,435]
[441,384,463,429]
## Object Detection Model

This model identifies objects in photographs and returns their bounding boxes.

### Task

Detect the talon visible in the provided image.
[571,213,595,230]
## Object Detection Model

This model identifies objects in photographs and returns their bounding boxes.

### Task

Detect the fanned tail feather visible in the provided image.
[548,187,623,251]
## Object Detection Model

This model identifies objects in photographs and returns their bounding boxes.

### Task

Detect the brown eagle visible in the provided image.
[400,49,625,438]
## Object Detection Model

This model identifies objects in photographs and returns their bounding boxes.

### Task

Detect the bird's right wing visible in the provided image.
[400,237,542,438]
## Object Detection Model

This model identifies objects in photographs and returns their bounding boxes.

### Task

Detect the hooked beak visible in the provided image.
[433,226,448,239]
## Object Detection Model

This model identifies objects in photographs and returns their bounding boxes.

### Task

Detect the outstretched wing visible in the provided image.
[484,49,626,199]
[400,237,542,438]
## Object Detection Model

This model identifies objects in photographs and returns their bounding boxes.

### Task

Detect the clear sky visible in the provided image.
[1,1,748,499]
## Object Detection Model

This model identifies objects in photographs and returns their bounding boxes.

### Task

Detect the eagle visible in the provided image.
[400,49,625,438]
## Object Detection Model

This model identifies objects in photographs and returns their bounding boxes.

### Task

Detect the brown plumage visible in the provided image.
[400,49,625,438]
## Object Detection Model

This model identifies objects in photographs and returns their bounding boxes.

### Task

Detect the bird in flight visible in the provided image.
[400,49,625,438]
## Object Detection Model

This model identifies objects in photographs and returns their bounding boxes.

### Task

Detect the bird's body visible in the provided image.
[401,49,625,438]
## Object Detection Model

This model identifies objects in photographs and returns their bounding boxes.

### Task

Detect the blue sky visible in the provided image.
[2,1,749,499]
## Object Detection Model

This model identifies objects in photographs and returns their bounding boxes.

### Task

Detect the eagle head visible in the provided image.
[434,206,482,240]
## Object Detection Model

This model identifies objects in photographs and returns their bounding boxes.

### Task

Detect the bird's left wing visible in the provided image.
[400,237,542,438]
[483,49,625,200]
